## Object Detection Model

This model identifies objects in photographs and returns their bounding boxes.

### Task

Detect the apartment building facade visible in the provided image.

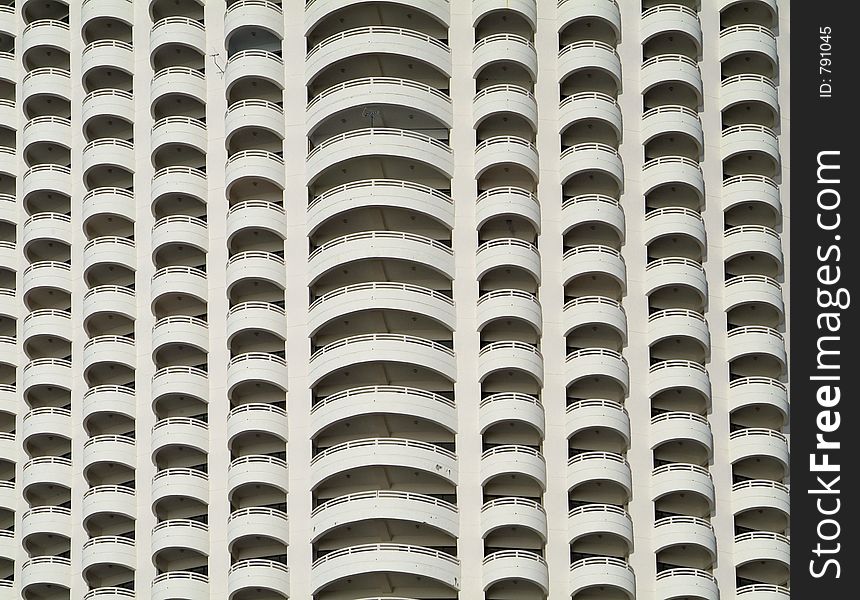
[0,0,789,598]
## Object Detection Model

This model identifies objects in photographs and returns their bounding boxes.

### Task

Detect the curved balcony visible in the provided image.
[22,456,73,493]
[0,480,11,512]
[561,194,624,242]
[22,165,71,201]
[227,251,286,291]
[0,5,11,37]
[0,146,11,176]
[473,33,537,79]
[737,584,791,600]
[724,275,784,321]
[644,257,707,299]
[226,101,285,152]
[152,316,209,355]
[23,309,72,343]
[566,399,630,446]
[22,361,71,401]
[651,412,712,457]
[310,386,457,438]
[729,377,788,425]
[0,99,12,131]
[477,289,541,335]
[82,40,134,77]
[559,92,622,143]
[308,179,453,234]
[475,136,539,180]
[22,68,71,105]
[151,519,209,558]
[566,349,629,394]
[22,19,71,56]
[311,490,458,542]
[642,107,703,156]
[84,286,136,324]
[722,175,780,217]
[653,515,716,558]
[721,124,780,166]
[225,150,286,191]
[21,557,72,594]
[226,0,285,40]
[22,407,71,444]
[151,166,207,204]
[311,543,459,594]
[227,302,288,342]
[83,138,134,178]
[82,485,136,523]
[557,0,621,37]
[309,282,455,336]
[481,445,547,489]
[642,157,704,200]
[0,528,11,560]
[309,333,455,386]
[82,0,134,27]
[483,551,548,594]
[83,335,135,372]
[568,504,633,548]
[721,74,779,115]
[560,143,623,187]
[474,0,536,27]
[83,187,136,226]
[150,17,206,55]
[652,463,714,507]
[727,326,786,369]
[227,403,288,447]
[734,531,790,571]
[481,497,547,541]
[151,468,209,507]
[642,54,702,99]
[82,536,136,575]
[719,24,778,66]
[476,238,540,283]
[478,341,543,385]
[304,0,451,33]
[151,366,208,405]
[642,4,702,47]
[567,452,631,495]
[563,296,626,341]
[569,557,635,599]
[22,116,72,152]
[152,417,208,457]
[83,92,134,135]
[558,41,621,88]
[648,308,709,352]
[310,438,457,488]
[308,77,452,136]
[228,200,287,242]
[476,187,539,231]
[225,49,285,91]
[83,236,136,273]
[151,572,208,600]
[729,428,789,471]
[306,27,451,84]
[0,52,11,84]
[21,506,73,541]
[228,560,290,599]
[563,245,625,290]
[151,67,206,106]
[732,479,790,522]
[655,568,719,600]
[228,506,289,550]
[309,231,454,283]
[228,455,289,496]
[152,116,207,156]
[307,128,453,184]
[226,353,288,395]
[474,85,536,130]
[648,360,710,403]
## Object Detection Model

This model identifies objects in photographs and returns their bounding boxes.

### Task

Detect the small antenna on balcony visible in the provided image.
[209,51,225,77]
[362,107,381,128]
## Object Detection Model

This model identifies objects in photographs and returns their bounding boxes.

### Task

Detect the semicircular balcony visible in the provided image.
[151,266,207,306]
[566,399,630,448]
[228,505,289,552]
[21,557,72,598]
[644,258,708,305]
[642,156,704,200]
[648,360,711,407]
[568,503,633,550]
[729,428,789,478]
[565,348,629,396]
[82,40,134,79]
[22,116,72,154]
[559,92,622,145]
[724,275,784,325]
[82,138,134,182]
[309,231,454,285]
[641,54,703,100]
[563,296,626,345]
[225,150,285,194]
[21,505,73,544]
[647,309,710,358]
[226,100,286,152]
[483,550,548,595]
[82,187,136,228]
[719,24,778,68]
[473,32,537,81]
[310,437,457,489]
[83,335,135,377]
[474,85,537,133]
[476,238,540,283]
[150,16,206,57]
[306,27,452,86]
[83,236,136,275]
[481,497,547,542]
[728,377,788,427]
[310,385,457,438]
[151,417,209,459]
[731,479,790,525]
[228,200,287,244]
[151,468,209,508]
[558,0,622,38]
[643,105,703,151]
[734,531,790,584]
[228,559,290,600]
[22,407,71,449]
[477,290,541,335]
[720,74,779,117]
[569,557,635,600]
[655,568,719,600]
[310,543,460,596]
[724,225,783,277]
[82,89,134,132]
[225,49,285,94]
[567,451,631,497]
[651,463,715,511]
[82,484,136,525]
[152,316,209,358]
[651,412,713,461]
[151,116,207,158]
[558,41,621,90]
[721,124,780,170]
[736,583,790,600]
[22,309,72,346]
[151,571,208,600]
[226,0,285,41]
[227,403,288,450]
[311,490,458,543]
[475,136,539,181]
[563,245,626,293]
[727,326,786,375]
[653,515,717,563]
[226,353,288,397]
[562,194,624,244]
[21,456,73,496]
[480,444,547,490]
[151,166,207,205]
[151,366,208,407]
[722,175,781,223]
[151,66,206,107]
[309,282,455,336]
[151,518,209,559]
[22,165,71,202]
[226,251,286,292]
[641,4,703,51]
[478,341,543,386]
[82,0,134,28]
[476,187,539,233]
[560,143,623,189]
[81,535,136,585]
[22,68,71,106]
[21,19,71,57]
[226,302,288,345]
